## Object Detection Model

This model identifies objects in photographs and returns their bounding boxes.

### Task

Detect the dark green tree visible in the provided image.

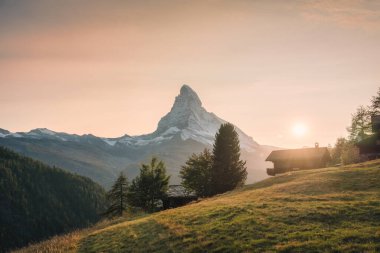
[104,172,129,217]
[128,157,170,212]
[210,123,247,195]
[180,149,213,197]
[0,147,106,252]
[347,105,372,142]
[370,87,380,115]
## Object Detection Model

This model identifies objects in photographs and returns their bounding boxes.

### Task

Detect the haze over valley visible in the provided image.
[0,85,274,187]
[1,1,380,252]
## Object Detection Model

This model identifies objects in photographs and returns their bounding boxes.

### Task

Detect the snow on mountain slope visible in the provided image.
[0,128,10,136]
[151,85,259,151]
[0,128,87,142]
[0,85,273,186]
[0,85,260,152]
[109,85,260,151]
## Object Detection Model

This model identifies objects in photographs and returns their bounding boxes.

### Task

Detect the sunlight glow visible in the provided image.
[292,123,307,137]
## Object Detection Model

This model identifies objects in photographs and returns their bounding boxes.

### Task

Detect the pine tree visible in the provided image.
[128,157,170,212]
[180,149,213,197]
[210,123,247,195]
[104,172,129,217]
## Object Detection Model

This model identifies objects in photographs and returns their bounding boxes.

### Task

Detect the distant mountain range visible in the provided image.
[0,85,276,188]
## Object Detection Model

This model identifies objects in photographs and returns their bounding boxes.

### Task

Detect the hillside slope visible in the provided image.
[0,147,106,253]
[15,161,380,253]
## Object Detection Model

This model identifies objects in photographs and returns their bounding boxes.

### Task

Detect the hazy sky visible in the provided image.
[1,0,379,148]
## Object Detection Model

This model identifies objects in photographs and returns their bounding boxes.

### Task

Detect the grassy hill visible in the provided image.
[14,160,380,253]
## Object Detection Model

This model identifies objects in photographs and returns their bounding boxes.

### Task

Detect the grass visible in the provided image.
[14,160,380,252]
[11,214,146,253]
[12,230,86,253]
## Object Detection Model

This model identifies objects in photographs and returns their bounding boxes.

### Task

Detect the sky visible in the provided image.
[1,0,379,148]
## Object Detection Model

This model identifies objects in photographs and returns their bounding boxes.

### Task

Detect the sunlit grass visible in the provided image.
[78,161,380,252]
[12,230,85,253]
[15,161,380,252]
[11,214,146,253]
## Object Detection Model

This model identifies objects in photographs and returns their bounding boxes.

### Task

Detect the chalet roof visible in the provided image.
[266,147,330,162]
[167,185,197,198]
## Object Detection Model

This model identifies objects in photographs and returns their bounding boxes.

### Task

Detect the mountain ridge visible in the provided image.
[0,85,274,187]
[0,85,259,151]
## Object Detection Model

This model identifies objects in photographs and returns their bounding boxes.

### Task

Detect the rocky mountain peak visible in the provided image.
[151,84,259,151]
[1,84,260,152]
[155,85,205,134]
[29,128,56,135]
[173,84,202,109]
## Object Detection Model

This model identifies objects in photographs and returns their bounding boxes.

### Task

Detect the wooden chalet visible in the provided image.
[357,115,380,160]
[163,185,197,209]
[266,144,331,176]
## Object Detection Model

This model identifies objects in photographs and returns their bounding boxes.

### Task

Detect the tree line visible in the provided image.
[330,88,380,165]
[180,123,247,197]
[105,123,247,217]
[104,157,170,216]
[0,147,106,252]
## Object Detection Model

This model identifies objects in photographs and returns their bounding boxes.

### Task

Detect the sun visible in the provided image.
[292,123,307,137]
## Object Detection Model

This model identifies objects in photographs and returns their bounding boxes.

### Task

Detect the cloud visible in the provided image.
[300,0,380,31]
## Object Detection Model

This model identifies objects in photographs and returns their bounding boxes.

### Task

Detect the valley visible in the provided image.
[0,85,274,188]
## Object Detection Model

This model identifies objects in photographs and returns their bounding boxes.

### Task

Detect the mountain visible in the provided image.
[0,147,106,253]
[138,85,258,151]
[15,160,380,252]
[0,85,275,188]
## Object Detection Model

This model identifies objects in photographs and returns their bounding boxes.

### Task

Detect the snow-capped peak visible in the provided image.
[175,84,202,108]
[26,128,71,141]
[1,85,260,152]
[28,128,57,136]
[149,84,259,151]
[155,84,208,135]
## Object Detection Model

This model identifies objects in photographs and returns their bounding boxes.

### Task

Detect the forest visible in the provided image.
[0,147,106,252]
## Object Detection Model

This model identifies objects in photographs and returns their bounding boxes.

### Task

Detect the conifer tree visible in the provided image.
[104,172,129,217]
[180,149,213,197]
[210,123,247,195]
[128,157,170,212]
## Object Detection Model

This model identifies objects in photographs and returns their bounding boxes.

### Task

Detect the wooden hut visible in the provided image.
[266,145,331,176]
[163,185,197,209]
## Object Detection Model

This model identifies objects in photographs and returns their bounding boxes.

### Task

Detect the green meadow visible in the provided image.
[15,160,380,253]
